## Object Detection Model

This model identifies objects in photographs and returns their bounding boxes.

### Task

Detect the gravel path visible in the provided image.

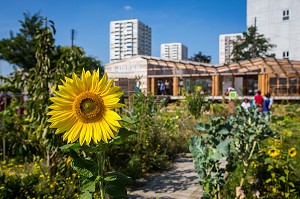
[127,154,202,199]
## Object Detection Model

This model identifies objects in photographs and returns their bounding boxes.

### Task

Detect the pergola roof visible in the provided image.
[106,56,300,77]
[146,56,300,77]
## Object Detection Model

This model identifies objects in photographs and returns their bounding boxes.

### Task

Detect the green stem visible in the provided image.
[97,152,106,199]
[236,141,257,199]
[217,184,221,199]
[285,157,290,198]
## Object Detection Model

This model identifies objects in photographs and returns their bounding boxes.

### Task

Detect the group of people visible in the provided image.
[241,90,273,114]
[158,80,172,95]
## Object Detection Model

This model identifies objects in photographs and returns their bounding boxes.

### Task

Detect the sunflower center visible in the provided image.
[73,92,105,123]
[80,99,97,114]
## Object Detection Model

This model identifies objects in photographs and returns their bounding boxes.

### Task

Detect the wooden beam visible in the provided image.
[287,59,299,76]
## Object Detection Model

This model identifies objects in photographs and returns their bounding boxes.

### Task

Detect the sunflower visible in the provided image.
[47,69,124,145]
[268,148,280,157]
[288,148,297,157]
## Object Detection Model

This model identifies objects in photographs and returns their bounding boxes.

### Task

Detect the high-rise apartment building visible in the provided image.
[110,19,151,62]
[160,43,188,60]
[247,0,300,60]
[219,33,243,64]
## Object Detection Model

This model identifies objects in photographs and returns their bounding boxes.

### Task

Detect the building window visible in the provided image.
[283,51,289,59]
[283,9,289,20]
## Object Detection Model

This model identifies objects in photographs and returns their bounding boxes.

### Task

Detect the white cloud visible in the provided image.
[124,5,132,11]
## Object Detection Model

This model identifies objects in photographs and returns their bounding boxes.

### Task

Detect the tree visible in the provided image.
[0,12,103,73]
[189,51,211,63]
[52,46,103,75]
[231,26,276,62]
[0,12,43,71]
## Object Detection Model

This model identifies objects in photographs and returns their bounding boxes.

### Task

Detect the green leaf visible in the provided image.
[105,186,128,198]
[104,176,117,182]
[216,139,232,156]
[284,169,289,175]
[70,150,98,178]
[110,128,136,145]
[81,178,96,193]
[195,123,210,132]
[210,150,222,162]
[78,192,92,199]
[217,127,230,135]
[267,165,273,171]
[105,171,133,198]
[271,173,275,179]
[122,116,136,124]
[60,143,81,152]
[82,142,108,153]
[279,176,286,182]
[288,182,295,188]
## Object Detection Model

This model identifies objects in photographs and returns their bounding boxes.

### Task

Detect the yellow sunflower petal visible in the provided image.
[106,120,119,132]
[50,96,73,105]
[69,122,83,143]
[106,110,122,121]
[102,120,115,139]
[95,122,103,142]
[79,124,87,145]
[102,87,121,97]
[91,123,100,143]
[100,123,108,143]
[47,69,124,145]
[106,103,125,109]
[85,124,92,145]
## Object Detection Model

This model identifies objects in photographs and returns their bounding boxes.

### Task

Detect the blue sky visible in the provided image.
[0,0,246,76]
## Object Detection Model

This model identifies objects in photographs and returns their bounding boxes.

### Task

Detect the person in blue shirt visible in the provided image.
[159,81,165,95]
[263,93,271,113]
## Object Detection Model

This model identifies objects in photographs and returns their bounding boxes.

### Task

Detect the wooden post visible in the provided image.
[258,74,267,95]
[150,78,155,95]
[266,74,270,94]
[258,75,262,94]
[212,75,220,96]
[212,76,215,96]
[173,76,179,96]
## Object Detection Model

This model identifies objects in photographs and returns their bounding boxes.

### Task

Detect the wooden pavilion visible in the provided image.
[105,56,300,99]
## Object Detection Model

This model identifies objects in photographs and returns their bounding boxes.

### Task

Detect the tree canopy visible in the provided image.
[0,12,42,71]
[231,26,276,62]
[0,12,102,73]
[189,51,211,63]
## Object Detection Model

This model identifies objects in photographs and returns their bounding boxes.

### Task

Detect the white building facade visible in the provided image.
[110,19,152,62]
[219,33,243,64]
[160,43,188,60]
[247,0,300,60]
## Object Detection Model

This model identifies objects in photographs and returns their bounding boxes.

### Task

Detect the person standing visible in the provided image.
[165,80,170,95]
[160,81,165,95]
[135,79,141,92]
[254,90,264,112]
[179,79,184,95]
[268,92,274,110]
[241,98,251,111]
[263,93,271,121]
[263,93,271,113]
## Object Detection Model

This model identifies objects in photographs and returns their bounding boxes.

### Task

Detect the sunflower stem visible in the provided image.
[97,151,106,199]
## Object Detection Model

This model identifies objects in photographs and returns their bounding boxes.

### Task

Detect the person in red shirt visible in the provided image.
[254,90,264,112]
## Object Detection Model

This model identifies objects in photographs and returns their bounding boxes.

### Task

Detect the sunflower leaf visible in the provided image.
[78,192,92,199]
[110,128,137,145]
[82,143,108,153]
[70,150,98,178]
[81,177,96,193]
[105,171,133,198]
[60,143,81,152]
